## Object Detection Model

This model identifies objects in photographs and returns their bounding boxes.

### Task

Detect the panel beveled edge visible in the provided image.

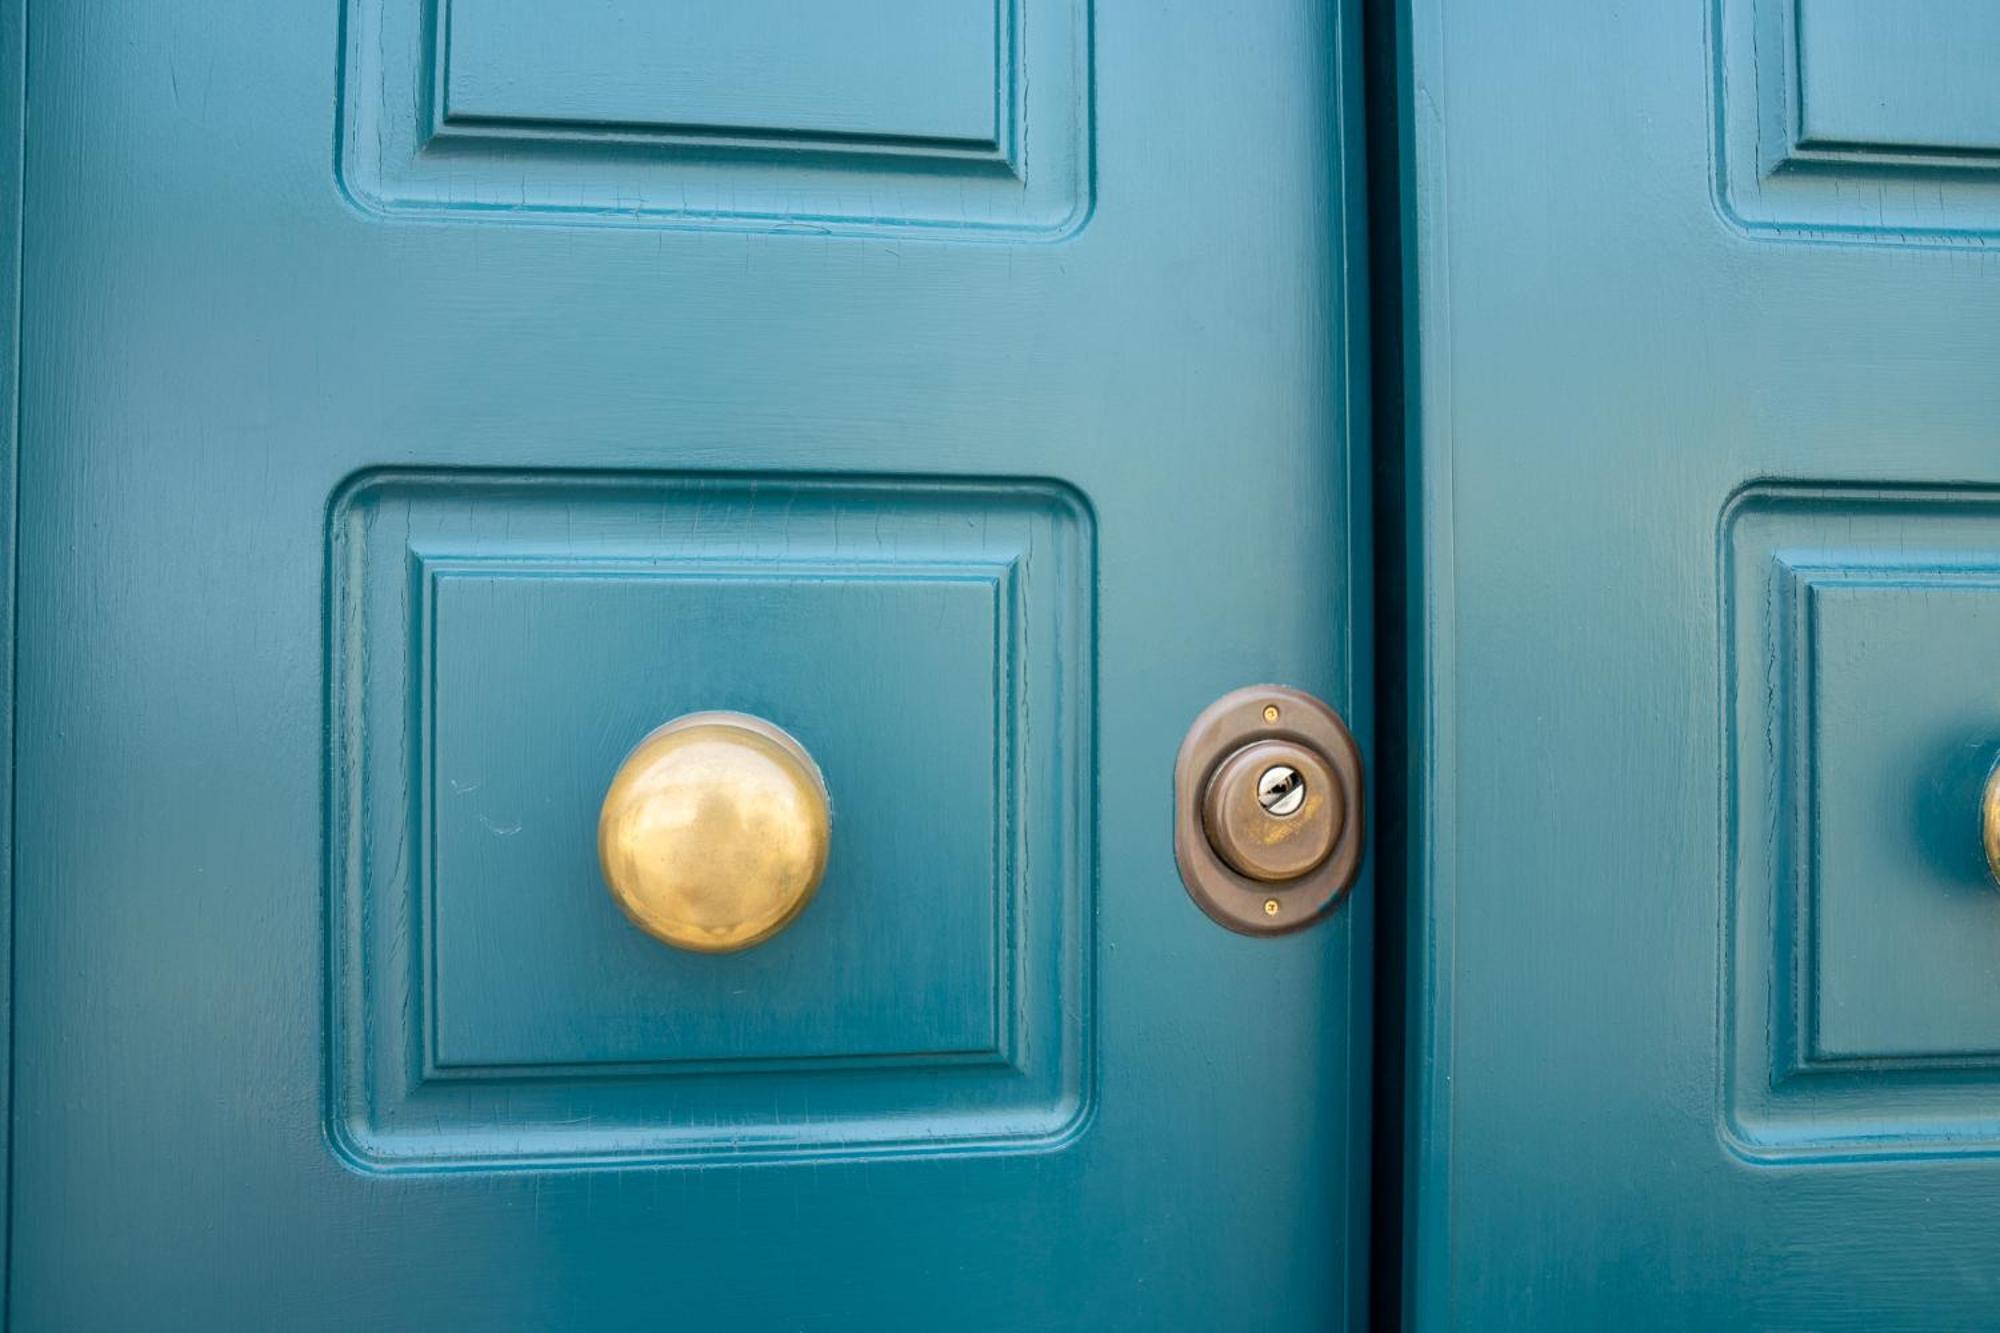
[336,0,1092,239]
[322,468,1097,1173]
[1719,482,2000,1162]
[1710,0,2000,246]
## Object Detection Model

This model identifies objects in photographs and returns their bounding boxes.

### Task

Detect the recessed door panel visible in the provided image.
[1794,0,2000,153]
[1716,0,2000,241]
[1726,488,2000,1155]
[328,472,1090,1167]
[440,0,1002,142]
[341,0,1091,234]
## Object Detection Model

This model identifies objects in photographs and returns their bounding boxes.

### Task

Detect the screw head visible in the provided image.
[1257,764,1306,817]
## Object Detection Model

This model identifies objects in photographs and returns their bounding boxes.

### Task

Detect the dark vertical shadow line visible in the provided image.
[1360,0,1411,1327]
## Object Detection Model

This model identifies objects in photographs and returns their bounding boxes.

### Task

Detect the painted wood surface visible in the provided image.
[7,0,1372,1327]
[1401,0,2000,1327]
[0,2,20,1311]
[1795,0,2000,152]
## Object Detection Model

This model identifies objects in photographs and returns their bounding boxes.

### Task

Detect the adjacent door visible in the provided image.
[1402,0,2000,1327]
[5,0,1372,1327]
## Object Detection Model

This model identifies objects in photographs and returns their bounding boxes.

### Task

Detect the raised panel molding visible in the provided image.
[340,0,1091,236]
[1793,0,2000,155]
[439,0,1005,148]
[1713,0,2000,244]
[1790,573,2000,1069]
[326,471,1095,1170]
[422,560,1013,1076]
[1724,486,2000,1160]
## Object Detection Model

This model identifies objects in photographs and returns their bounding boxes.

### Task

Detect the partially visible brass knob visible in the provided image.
[1983,757,2000,889]
[598,712,830,954]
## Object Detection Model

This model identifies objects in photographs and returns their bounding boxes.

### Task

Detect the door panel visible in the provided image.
[1726,490,2000,1118]
[330,473,1090,1167]
[342,0,1091,235]
[1404,0,2000,1327]
[9,0,1371,1327]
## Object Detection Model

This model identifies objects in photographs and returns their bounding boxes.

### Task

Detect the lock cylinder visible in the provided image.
[1201,739,1344,882]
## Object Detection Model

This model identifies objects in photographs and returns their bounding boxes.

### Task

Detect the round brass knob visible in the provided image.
[598,711,830,954]
[1200,738,1344,882]
[1983,757,2000,888]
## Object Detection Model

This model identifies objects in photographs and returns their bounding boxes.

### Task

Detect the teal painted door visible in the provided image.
[1400,0,2000,1327]
[2,0,1372,1328]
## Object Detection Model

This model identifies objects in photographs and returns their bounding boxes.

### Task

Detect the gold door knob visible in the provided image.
[598,711,831,953]
[1984,758,2000,888]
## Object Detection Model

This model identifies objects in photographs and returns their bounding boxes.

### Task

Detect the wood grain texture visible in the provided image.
[1404,0,2000,1327]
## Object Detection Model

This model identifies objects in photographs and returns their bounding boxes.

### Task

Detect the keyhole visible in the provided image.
[1258,764,1306,817]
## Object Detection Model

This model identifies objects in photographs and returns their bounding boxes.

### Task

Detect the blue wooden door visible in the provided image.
[1,0,1372,1328]
[1399,0,2000,1327]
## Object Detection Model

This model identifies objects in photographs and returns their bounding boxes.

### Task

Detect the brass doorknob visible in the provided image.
[598,711,831,953]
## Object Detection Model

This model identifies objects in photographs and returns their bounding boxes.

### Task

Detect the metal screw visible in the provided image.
[1263,704,1281,723]
[1257,764,1306,817]
[1264,899,1280,916]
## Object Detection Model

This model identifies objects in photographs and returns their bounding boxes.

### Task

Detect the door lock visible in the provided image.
[1174,685,1364,935]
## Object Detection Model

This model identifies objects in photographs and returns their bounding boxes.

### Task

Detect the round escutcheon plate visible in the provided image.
[1173,685,1365,936]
